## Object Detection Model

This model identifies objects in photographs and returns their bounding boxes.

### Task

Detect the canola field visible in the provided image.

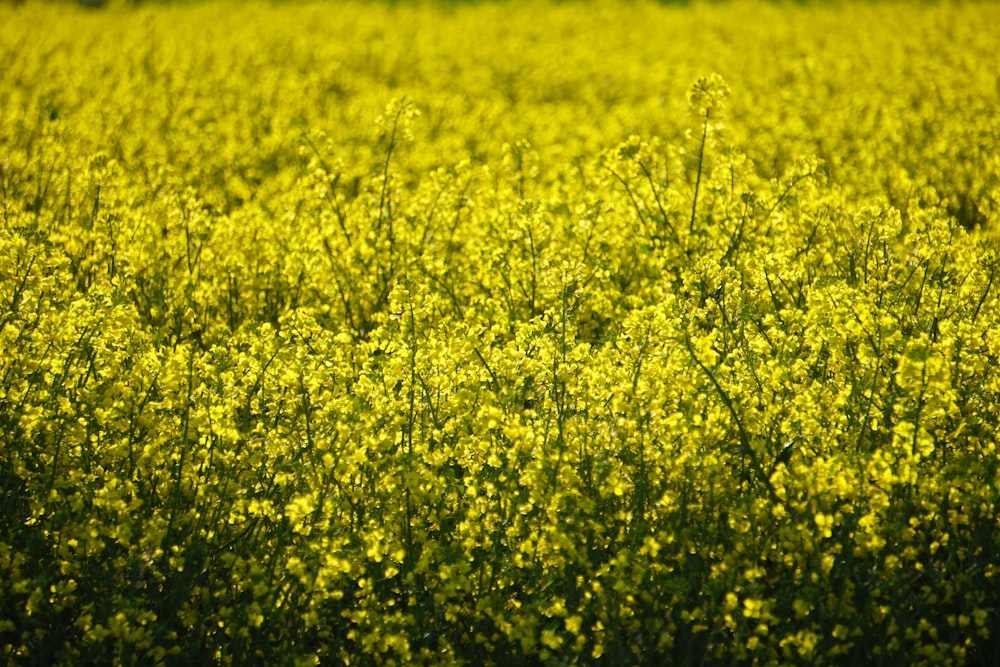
[3,0,1000,664]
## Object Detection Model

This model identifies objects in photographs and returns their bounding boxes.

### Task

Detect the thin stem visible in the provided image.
[690,108,710,233]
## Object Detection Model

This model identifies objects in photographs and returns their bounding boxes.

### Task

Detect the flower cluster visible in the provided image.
[2,0,999,665]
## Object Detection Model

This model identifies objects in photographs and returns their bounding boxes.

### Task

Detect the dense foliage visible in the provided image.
[2,0,1000,664]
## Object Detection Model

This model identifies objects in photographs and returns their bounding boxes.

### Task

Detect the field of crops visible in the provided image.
[2,0,1000,664]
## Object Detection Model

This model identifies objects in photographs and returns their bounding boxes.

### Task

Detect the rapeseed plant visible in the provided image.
[2,0,1000,664]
